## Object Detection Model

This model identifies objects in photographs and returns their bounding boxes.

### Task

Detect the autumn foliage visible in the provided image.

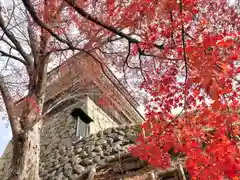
[3,0,240,179]
[41,0,240,179]
[24,0,240,179]
[120,0,240,179]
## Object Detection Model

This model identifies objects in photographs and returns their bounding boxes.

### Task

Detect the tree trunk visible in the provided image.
[8,120,42,180]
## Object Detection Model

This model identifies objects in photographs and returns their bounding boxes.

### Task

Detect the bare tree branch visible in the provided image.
[0,8,32,66]
[123,42,140,70]
[1,37,17,50]
[27,16,38,61]
[0,50,26,64]
[0,74,22,136]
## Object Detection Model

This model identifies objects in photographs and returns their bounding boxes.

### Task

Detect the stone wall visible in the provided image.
[0,109,77,180]
[39,123,183,180]
[0,118,140,180]
[39,124,140,180]
[0,121,185,180]
[40,112,77,158]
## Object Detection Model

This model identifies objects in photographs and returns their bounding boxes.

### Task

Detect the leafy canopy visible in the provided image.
[112,0,240,179]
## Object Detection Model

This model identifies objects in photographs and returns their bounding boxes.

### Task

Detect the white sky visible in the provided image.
[229,0,236,5]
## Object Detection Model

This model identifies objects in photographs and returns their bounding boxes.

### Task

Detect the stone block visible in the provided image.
[73,164,85,174]
[63,163,72,177]
[82,158,93,166]
[93,145,102,152]
[79,151,88,158]
[96,138,107,146]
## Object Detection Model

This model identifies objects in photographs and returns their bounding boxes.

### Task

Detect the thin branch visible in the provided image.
[65,0,138,43]
[64,0,164,50]
[232,77,240,84]
[185,32,194,40]
[177,164,187,180]
[180,0,188,84]
[122,42,133,90]
[45,47,73,58]
[0,8,31,66]
[123,42,140,70]
[0,0,16,30]
[157,108,185,137]
[0,50,26,64]
[1,37,17,50]
[179,0,189,111]
[98,48,125,55]
[22,0,74,48]
[0,74,22,136]
[181,26,188,84]
[27,15,38,62]
[138,53,146,82]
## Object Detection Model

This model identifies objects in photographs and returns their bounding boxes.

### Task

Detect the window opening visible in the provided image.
[71,108,93,139]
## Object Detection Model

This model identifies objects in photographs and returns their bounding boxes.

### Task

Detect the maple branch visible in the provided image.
[138,53,147,82]
[64,0,164,51]
[0,8,31,66]
[124,43,133,69]
[181,25,188,83]
[184,32,194,40]
[157,108,185,137]
[169,11,176,44]
[0,74,22,136]
[44,47,74,58]
[179,0,188,84]
[177,164,187,180]
[0,50,26,64]
[65,0,138,43]
[121,42,146,89]
[222,93,237,140]
[22,0,74,49]
[23,0,125,55]
[1,38,17,50]
[27,15,38,62]
[123,43,140,70]
[179,0,189,111]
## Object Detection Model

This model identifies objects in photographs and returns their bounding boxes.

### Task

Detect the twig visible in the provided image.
[0,50,26,64]
[22,0,74,49]
[64,0,165,51]
[177,164,187,180]
[0,7,31,66]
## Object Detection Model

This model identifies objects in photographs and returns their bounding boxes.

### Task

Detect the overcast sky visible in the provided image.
[0,118,11,156]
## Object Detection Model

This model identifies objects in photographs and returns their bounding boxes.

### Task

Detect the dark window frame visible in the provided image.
[71,108,93,139]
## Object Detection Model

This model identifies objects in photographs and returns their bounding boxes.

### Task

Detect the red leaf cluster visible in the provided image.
[122,0,240,179]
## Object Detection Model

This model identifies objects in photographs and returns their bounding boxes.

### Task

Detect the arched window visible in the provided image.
[71,108,93,139]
